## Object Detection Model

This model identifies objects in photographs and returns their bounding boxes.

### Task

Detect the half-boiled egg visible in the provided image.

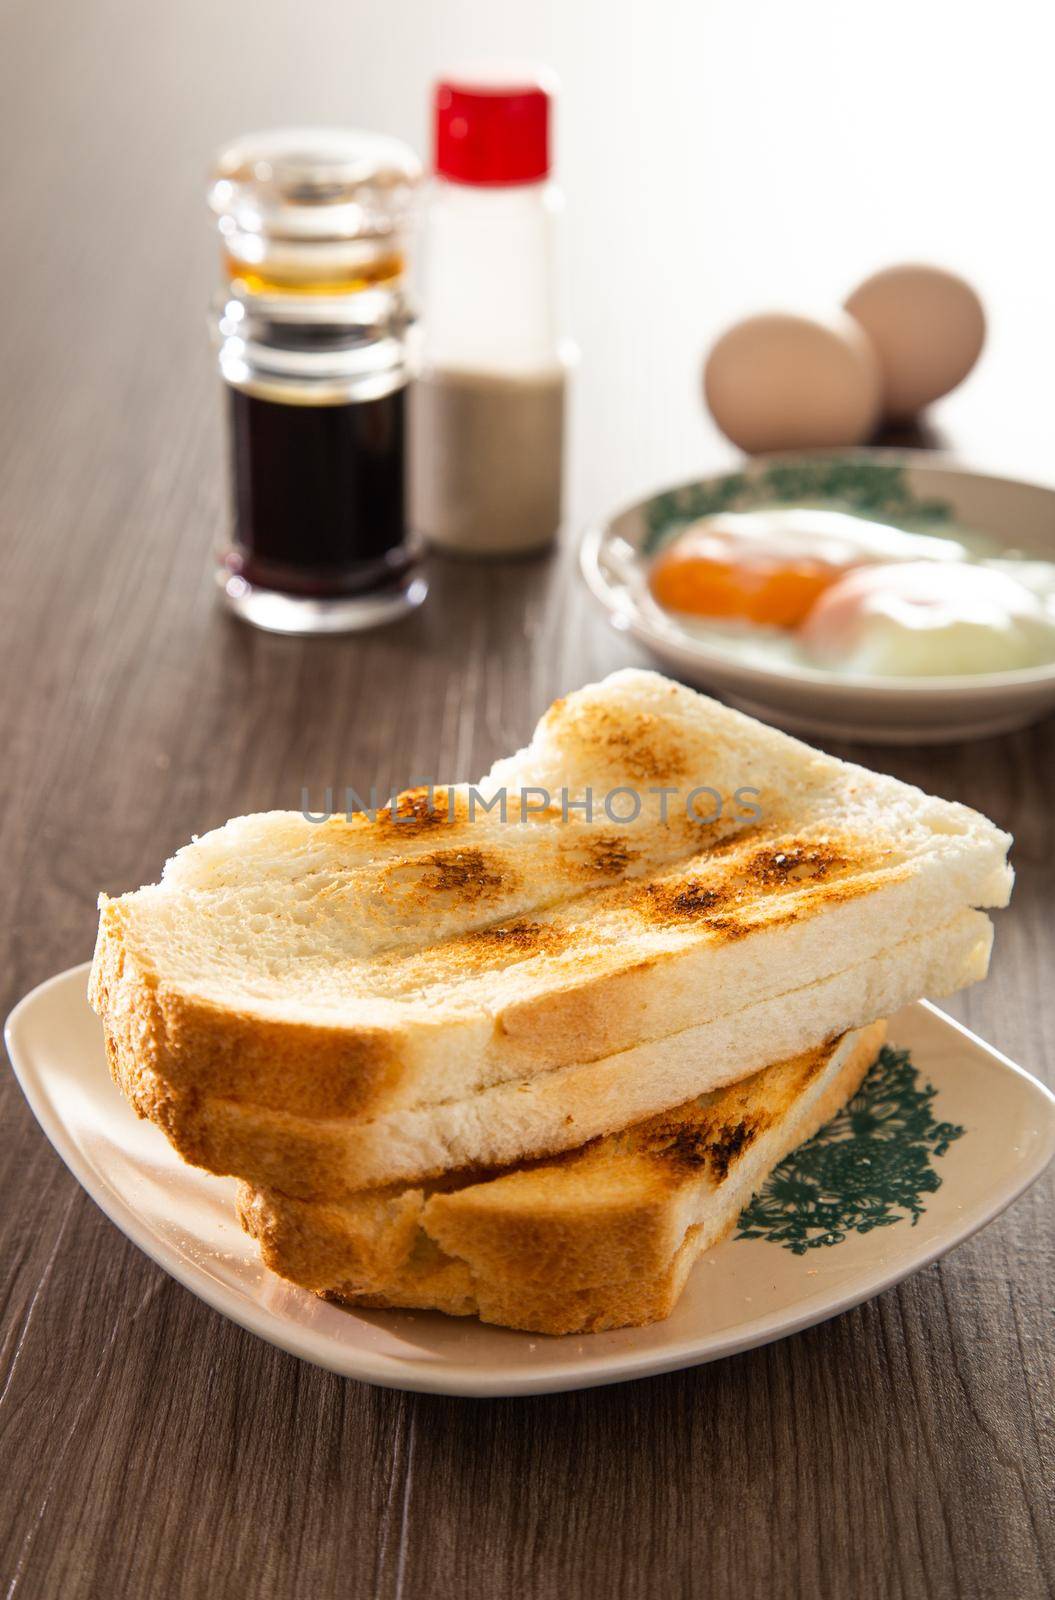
[649,508,967,628]
[647,506,1055,679]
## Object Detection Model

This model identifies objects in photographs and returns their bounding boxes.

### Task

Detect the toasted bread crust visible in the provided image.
[239,1023,885,1335]
[89,900,407,1120]
[106,915,988,1197]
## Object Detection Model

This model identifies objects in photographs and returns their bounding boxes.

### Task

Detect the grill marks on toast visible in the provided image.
[365,827,899,993]
[373,786,459,835]
[578,834,641,877]
[381,846,514,909]
[592,1039,830,1188]
[212,822,898,1003]
[308,800,736,957]
[542,701,694,783]
[629,837,875,946]
[452,920,566,962]
[657,1116,762,1181]
[318,787,465,843]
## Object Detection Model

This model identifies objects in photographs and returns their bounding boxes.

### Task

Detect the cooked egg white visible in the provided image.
[801,562,1055,676]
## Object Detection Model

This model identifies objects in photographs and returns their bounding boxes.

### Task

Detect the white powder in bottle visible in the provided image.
[410,367,565,555]
[414,70,567,558]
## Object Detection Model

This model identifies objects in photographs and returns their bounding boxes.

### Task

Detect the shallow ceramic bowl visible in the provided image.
[580,450,1055,743]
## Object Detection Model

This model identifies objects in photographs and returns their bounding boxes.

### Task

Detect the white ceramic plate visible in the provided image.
[581,450,1055,743]
[7,965,1054,1396]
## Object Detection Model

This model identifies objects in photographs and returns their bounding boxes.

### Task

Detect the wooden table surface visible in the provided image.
[2,4,1053,1597]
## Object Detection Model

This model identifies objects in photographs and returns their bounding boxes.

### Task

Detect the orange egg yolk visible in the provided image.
[649,540,843,628]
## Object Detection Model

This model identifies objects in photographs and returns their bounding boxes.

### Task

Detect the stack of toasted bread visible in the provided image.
[90,671,1011,1334]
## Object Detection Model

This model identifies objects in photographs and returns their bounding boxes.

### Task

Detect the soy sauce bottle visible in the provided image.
[209,129,426,634]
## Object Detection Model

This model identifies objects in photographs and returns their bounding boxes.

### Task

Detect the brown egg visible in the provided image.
[703,311,881,454]
[844,263,985,418]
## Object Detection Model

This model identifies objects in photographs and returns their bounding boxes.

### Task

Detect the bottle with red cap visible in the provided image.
[410,67,567,557]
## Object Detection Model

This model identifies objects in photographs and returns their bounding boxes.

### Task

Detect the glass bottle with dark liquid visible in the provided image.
[209,130,427,634]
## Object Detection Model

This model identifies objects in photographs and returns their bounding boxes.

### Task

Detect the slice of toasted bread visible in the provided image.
[90,672,1011,1129]
[114,911,987,1197]
[238,1022,887,1335]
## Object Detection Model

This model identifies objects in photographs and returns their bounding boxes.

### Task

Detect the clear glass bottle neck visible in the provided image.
[213,285,415,406]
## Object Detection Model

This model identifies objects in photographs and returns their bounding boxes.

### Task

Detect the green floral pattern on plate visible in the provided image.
[642,458,953,556]
[736,1046,964,1255]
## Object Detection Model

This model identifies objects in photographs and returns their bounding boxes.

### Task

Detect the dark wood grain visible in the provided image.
[2,3,1053,1597]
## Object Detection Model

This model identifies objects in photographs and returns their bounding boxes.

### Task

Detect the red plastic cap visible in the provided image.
[435,74,551,186]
